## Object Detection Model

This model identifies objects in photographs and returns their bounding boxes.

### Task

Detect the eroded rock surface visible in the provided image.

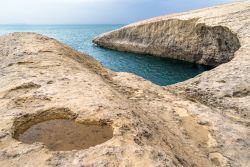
[93,1,250,166]
[94,18,240,66]
[0,1,250,167]
[0,33,215,167]
[93,1,250,67]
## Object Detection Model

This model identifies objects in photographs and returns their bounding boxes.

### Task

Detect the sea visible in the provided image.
[0,24,211,86]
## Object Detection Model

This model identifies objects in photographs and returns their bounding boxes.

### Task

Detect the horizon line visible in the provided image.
[0,23,127,25]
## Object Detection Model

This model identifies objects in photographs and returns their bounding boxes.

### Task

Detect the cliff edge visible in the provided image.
[94,1,250,166]
[93,0,250,135]
[93,1,250,67]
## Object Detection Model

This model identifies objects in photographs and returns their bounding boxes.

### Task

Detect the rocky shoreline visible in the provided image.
[94,0,250,166]
[94,1,250,124]
[0,1,249,167]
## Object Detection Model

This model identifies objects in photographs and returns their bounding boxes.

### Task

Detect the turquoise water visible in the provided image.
[0,25,211,86]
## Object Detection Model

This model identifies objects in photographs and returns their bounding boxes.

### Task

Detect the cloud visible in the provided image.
[0,0,237,24]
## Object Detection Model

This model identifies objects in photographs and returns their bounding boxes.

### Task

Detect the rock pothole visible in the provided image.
[12,109,113,151]
[17,119,113,151]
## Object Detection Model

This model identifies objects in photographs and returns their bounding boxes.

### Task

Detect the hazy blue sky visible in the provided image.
[0,0,238,24]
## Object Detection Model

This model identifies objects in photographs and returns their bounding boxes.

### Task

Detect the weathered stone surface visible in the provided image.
[92,1,250,166]
[93,0,250,123]
[0,33,215,167]
[0,1,250,167]
[93,1,250,67]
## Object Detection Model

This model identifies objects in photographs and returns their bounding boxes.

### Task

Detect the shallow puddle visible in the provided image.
[17,119,113,151]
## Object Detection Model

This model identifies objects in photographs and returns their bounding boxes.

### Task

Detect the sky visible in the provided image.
[0,0,239,24]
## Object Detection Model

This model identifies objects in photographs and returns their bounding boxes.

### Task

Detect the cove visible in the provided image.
[0,24,211,86]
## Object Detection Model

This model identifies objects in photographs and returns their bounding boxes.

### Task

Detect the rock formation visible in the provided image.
[0,1,249,167]
[93,1,250,166]
[93,1,250,67]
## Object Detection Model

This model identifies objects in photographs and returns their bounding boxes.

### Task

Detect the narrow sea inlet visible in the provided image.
[0,25,211,86]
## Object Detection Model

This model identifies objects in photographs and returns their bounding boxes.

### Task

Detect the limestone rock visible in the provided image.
[93,1,250,67]
[93,1,250,166]
[0,33,213,167]
[1,1,250,166]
